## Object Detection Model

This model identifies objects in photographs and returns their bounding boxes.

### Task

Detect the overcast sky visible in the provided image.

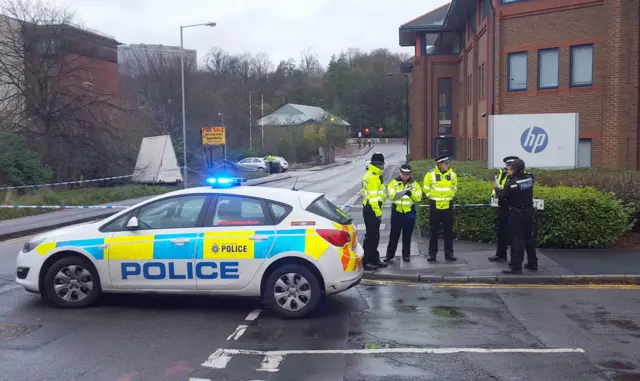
[52,0,450,67]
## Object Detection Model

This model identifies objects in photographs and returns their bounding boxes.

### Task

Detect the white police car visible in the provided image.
[15,177,363,319]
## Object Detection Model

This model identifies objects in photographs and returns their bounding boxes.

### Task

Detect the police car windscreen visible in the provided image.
[306,196,352,225]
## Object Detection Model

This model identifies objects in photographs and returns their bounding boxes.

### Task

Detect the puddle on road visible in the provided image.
[394,298,420,313]
[431,306,466,318]
[566,309,640,333]
[600,360,637,371]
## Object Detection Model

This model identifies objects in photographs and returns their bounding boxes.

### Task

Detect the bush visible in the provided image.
[0,132,52,187]
[415,178,633,249]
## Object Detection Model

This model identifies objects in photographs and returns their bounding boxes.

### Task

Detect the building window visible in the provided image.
[478,63,486,99]
[538,48,559,89]
[438,78,453,135]
[508,52,528,91]
[570,44,594,87]
[434,138,456,159]
[467,74,472,104]
[480,0,489,21]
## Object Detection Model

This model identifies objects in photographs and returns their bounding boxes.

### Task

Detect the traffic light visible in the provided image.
[378,128,383,133]
[364,128,370,135]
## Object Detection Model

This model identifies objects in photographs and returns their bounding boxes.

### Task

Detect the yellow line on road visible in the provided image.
[361,279,640,290]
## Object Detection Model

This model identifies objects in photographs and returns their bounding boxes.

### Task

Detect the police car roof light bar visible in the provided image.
[206,176,246,188]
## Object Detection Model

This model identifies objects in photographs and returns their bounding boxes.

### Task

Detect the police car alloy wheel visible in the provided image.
[42,256,101,308]
[264,264,322,319]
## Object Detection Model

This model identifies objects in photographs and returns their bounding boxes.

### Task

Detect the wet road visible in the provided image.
[1,143,640,380]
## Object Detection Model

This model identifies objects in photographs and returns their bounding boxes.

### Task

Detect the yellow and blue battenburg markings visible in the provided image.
[33,226,360,279]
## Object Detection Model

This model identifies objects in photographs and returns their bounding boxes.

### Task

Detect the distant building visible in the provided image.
[117,44,197,74]
[399,0,639,170]
[256,103,350,127]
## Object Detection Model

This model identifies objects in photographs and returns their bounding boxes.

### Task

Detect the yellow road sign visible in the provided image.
[202,126,226,145]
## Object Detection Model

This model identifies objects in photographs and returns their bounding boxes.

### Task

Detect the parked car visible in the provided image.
[236,157,267,172]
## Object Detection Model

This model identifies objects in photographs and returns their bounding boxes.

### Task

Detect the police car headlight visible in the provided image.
[22,237,46,253]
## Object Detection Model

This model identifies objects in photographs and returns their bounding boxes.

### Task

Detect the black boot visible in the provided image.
[445,254,457,261]
[502,268,523,274]
[488,256,507,262]
[402,257,410,263]
[427,254,436,262]
[524,263,538,271]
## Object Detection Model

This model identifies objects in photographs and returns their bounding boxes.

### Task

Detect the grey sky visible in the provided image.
[54,0,450,67]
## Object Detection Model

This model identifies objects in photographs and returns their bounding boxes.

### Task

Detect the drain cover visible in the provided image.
[0,322,41,340]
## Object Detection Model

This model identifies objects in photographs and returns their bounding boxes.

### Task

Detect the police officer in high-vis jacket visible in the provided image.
[423,154,458,261]
[384,164,422,263]
[361,152,388,269]
[489,156,519,263]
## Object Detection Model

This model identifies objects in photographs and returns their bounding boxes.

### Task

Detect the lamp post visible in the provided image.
[180,21,216,188]
[218,112,226,161]
[385,72,410,160]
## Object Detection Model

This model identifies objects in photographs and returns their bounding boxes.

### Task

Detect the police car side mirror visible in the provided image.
[126,216,140,230]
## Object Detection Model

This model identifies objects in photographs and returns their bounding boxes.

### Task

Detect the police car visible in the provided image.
[15,177,363,319]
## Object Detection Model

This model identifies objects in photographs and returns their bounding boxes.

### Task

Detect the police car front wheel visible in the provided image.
[42,256,101,308]
[265,264,322,319]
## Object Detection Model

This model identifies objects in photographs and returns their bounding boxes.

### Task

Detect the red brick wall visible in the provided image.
[408,0,639,169]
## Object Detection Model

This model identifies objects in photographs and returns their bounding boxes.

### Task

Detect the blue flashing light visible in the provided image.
[205,176,247,188]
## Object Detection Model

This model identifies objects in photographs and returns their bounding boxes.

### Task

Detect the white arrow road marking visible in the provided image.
[226,325,248,341]
[245,309,262,321]
[257,354,285,372]
[202,348,234,369]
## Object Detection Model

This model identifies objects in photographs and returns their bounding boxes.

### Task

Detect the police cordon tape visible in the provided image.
[0,205,128,209]
[0,167,190,191]
[343,198,545,210]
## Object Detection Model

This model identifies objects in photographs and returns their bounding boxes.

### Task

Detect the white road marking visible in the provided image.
[245,309,262,321]
[342,191,361,208]
[214,347,586,356]
[202,348,234,369]
[257,354,285,372]
[226,324,248,341]
[0,284,21,294]
[202,347,586,370]
[356,223,385,231]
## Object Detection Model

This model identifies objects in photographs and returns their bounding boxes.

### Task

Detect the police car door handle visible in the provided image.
[170,238,191,245]
[250,235,268,241]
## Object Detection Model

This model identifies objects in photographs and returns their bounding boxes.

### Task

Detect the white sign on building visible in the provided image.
[488,113,579,169]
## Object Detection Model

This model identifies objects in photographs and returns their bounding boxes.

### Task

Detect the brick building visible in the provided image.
[399,0,639,169]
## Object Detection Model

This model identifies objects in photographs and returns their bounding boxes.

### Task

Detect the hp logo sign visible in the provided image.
[520,126,548,154]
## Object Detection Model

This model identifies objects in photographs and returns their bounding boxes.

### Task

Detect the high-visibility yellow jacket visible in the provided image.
[423,166,458,210]
[361,165,386,217]
[387,177,422,213]
[267,155,275,163]
[491,168,509,197]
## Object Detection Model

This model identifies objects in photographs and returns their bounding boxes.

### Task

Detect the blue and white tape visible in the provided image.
[343,203,492,210]
[0,205,129,209]
[0,166,188,191]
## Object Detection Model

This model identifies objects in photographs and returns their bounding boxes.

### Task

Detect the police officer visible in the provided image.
[267,153,276,174]
[384,164,422,263]
[493,159,538,274]
[423,154,458,261]
[361,152,387,269]
[488,156,519,263]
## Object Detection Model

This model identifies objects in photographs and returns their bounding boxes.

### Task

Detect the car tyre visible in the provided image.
[264,264,323,319]
[42,256,101,309]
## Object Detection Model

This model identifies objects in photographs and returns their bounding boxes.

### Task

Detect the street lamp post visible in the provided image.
[385,72,410,161]
[218,112,225,161]
[180,21,216,188]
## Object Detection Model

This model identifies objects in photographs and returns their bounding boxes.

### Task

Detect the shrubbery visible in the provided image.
[411,160,635,249]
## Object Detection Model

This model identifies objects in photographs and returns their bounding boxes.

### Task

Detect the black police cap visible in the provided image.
[370,152,385,164]
[435,154,450,163]
[503,156,519,164]
[400,164,412,173]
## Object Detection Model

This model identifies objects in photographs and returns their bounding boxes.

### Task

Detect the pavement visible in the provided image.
[1,143,640,380]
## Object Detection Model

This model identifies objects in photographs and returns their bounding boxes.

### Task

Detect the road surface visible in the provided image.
[1,143,639,380]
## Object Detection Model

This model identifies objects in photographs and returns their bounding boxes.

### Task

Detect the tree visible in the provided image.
[0,0,125,179]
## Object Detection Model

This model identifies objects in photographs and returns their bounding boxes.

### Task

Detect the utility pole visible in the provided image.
[249,91,252,152]
[261,94,264,149]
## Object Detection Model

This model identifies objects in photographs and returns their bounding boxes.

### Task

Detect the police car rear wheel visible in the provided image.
[265,264,321,319]
[43,256,101,308]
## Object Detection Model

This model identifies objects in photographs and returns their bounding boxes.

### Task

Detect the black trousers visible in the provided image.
[386,209,415,259]
[363,206,381,265]
[429,203,454,256]
[509,207,538,269]
[496,205,511,258]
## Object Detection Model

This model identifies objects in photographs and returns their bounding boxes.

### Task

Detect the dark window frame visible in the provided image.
[507,51,528,92]
[569,44,594,87]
